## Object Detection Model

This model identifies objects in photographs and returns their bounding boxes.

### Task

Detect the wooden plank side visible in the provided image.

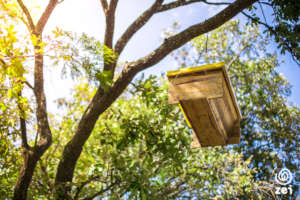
[170,72,222,85]
[208,98,228,140]
[168,72,223,104]
[180,98,226,147]
[222,78,238,122]
[221,66,242,120]
[222,78,241,144]
[227,121,241,144]
[209,79,241,145]
[168,83,178,104]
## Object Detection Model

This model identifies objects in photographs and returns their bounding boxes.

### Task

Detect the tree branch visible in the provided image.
[201,0,231,6]
[158,0,200,12]
[259,1,272,6]
[114,0,232,56]
[33,43,52,152]
[16,0,35,32]
[18,91,29,149]
[82,181,119,200]
[158,179,187,198]
[99,0,108,13]
[258,1,267,24]
[29,0,60,151]
[113,0,230,75]
[36,0,58,34]
[241,11,300,65]
[102,0,119,74]
[242,11,272,31]
[0,58,5,66]
[20,117,28,148]
[103,0,118,49]
[74,175,101,200]
[24,80,34,90]
[157,0,230,13]
[114,0,164,55]
[226,44,250,70]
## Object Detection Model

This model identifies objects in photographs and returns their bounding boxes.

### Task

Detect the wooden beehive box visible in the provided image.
[167,62,242,147]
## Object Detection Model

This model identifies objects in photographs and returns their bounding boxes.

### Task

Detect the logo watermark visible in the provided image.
[275,168,293,186]
[274,168,293,195]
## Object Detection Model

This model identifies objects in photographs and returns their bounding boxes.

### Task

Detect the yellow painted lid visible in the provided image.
[167,62,224,77]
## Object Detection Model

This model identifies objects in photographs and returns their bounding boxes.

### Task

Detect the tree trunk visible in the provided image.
[13,149,38,200]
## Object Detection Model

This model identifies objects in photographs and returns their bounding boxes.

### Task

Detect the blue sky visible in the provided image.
[42,0,300,107]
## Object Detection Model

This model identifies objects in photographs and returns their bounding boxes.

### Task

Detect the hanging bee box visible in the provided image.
[167,62,242,147]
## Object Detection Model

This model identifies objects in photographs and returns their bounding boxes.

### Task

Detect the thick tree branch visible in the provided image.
[114,0,164,55]
[36,0,58,34]
[99,0,108,13]
[13,149,38,200]
[31,0,58,149]
[103,0,119,74]
[103,0,118,49]
[158,0,200,12]
[33,44,52,151]
[20,117,28,148]
[16,0,35,32]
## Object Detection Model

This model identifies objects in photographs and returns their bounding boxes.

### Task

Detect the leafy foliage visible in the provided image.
[51,30,117,90]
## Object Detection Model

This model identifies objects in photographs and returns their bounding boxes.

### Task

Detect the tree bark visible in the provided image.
[13,149,37,200]
[13,147,50,200]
